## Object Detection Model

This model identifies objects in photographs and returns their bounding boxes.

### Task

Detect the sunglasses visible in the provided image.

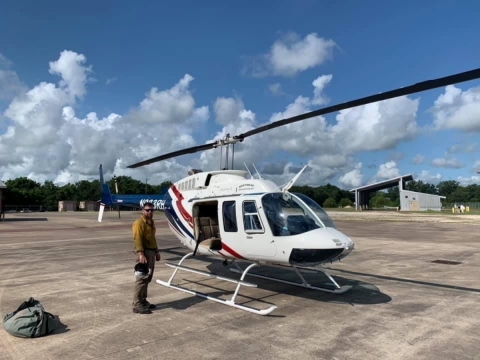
[143,209,154,212]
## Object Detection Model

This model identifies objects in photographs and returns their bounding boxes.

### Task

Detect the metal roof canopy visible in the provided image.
[350,174,414,193]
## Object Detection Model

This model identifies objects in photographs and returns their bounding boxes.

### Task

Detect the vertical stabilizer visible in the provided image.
[99,164,105,185]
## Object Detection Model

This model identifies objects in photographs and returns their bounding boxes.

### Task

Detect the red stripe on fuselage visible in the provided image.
[221,243,245,259]
[217,250,228,258]
[170,185,193,227]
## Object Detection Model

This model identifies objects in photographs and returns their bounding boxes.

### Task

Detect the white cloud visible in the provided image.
[0,53,27,101]
[473,160,480,173]
[416,170,442,184]
[48,50,94,98]
[329,95,419,153]
[213,96,251,126]
[457,175,480,186]
[0,51,209,185]
[268,83,283,96]
[446,143,477,153]
[311,74,332,105]
[132,74,198,125]
[432,157,465,169]
[412,154,425,165]
[431,84,480,132]
[339,162,363,188]
[375,161,400,180]
[243,32,336,77]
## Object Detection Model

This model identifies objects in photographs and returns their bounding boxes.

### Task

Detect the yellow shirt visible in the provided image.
[132,216,157,252]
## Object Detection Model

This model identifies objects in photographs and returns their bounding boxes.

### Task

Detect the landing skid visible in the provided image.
[229,262,352,294]
[156,252,277,316]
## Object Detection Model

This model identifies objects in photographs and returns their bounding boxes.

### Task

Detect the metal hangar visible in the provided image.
[349,174,446,211]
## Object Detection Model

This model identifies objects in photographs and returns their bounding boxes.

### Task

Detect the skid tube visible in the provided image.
[229,261,352,294]
[155,252,277,316]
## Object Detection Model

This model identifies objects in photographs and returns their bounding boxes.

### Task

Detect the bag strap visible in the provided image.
[13,297,36,314]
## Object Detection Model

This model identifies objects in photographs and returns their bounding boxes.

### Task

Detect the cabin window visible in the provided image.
[242,200,264,233]
[222,201,237,232]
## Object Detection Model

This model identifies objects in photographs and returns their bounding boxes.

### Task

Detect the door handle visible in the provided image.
[247,236,253,239]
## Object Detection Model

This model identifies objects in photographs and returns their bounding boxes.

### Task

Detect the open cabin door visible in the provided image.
[192,200,222,254]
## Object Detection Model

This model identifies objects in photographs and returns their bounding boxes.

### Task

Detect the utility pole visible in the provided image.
[145,178,148,193]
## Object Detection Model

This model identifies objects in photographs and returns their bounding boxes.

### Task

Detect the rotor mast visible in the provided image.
[213,133,241,170]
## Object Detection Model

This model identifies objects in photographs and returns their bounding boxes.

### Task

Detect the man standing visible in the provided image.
[132,202,161,314]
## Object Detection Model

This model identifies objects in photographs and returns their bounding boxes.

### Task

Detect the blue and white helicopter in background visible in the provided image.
[102,68,480,315]
[97,164,168,219]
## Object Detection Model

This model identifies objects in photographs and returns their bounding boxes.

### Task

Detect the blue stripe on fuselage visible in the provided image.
[164,192,194,239]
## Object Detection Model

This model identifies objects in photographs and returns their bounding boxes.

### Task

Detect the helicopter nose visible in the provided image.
[287,228,355,266]
[323,227,354,249]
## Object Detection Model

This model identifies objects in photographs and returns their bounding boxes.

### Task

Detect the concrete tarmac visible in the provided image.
[0,210,479,360]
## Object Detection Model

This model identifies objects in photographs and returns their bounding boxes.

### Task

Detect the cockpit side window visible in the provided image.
[222,200,238,232]
[242,200,264,233]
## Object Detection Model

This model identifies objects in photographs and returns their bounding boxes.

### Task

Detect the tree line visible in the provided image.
[1,176,173,211]
[1,176,478,210]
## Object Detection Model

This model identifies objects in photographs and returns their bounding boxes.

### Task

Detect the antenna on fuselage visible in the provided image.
[225,138,229,169]
[218,140,223,170]
[244,162,253,179]
[252,163,262,179]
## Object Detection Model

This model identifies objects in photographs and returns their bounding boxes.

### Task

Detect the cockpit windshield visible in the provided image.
[292,193,336,228]
[261,192,334,237]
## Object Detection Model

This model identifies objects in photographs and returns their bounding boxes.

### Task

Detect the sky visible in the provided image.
[1,0,480,190]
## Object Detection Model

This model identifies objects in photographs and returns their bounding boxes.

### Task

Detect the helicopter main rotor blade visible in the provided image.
[127,142,216,168]
[127,67,480,168]
[234,67,480,140]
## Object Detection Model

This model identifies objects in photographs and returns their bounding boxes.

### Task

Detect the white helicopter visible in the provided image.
[106,67,480,315]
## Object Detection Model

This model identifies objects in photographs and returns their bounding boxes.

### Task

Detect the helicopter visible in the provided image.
[105,67,480,315]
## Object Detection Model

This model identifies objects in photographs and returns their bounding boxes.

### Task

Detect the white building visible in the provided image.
[350,174,446,212]
[399,189,445,211]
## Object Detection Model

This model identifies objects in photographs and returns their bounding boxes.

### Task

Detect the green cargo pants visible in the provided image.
[132,248,156,309]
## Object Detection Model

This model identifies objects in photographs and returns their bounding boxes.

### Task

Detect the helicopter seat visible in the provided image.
[197,216,222,251]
